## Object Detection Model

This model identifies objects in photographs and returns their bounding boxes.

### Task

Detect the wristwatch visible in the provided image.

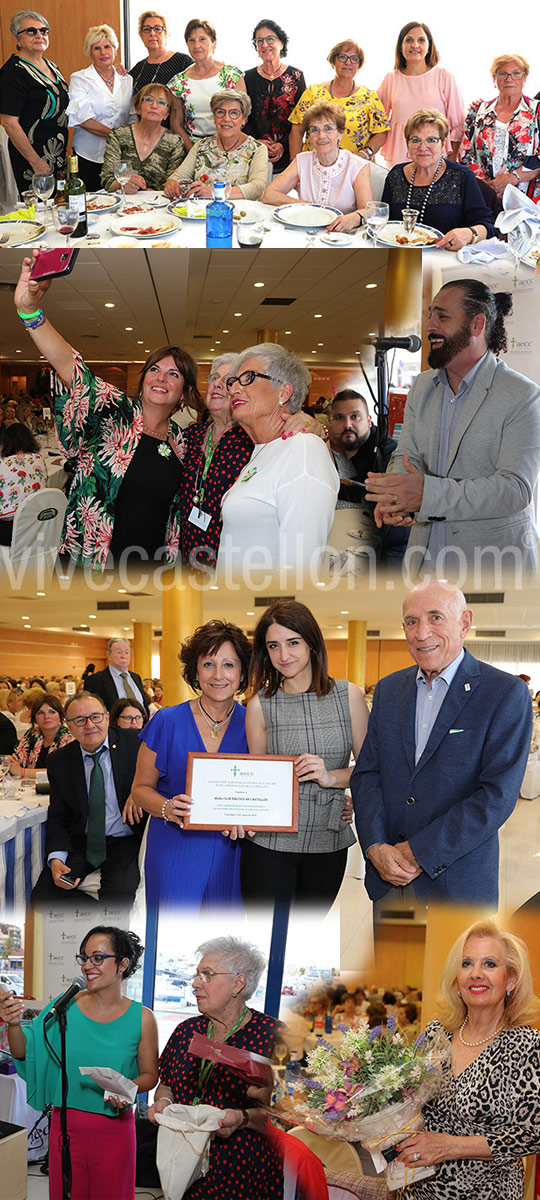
[469,228,479,244]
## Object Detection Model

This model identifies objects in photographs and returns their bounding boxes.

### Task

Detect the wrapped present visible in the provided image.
[188,1031,272,1086]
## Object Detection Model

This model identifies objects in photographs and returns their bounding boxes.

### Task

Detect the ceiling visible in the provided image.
[0,248,396,368]
[1,571,540,645]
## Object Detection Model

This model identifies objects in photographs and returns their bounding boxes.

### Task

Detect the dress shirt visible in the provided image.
[108,664,144,704]
[67,65,134,163]
[48,735,131,865]
[415,648,465,763]
[426,352,489,563]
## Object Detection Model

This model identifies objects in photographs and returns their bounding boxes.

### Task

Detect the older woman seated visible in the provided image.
[164,89,268,200]
[101,83,185,193]
[382,107,497,249]
[263,101,372,232]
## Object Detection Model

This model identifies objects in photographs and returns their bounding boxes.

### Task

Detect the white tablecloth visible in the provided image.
[0,787,48,915]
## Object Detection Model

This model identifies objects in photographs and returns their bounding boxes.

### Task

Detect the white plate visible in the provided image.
[167,200,208,221]
[368,220,443,247]
[138,190,169,208]
[319,231,355,247]
[108,235,139,247]
[273,203,342,229]
[111,212,181,239]
[86,194,121,214]
[0,219,46,247]
[117,200,158,216]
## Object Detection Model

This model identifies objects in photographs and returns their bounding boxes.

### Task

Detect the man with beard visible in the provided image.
[364,280,540,577]
[328,389,408,562]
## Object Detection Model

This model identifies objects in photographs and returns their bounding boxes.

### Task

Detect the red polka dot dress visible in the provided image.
[158,1010,283,1198]
[179,422,253,570]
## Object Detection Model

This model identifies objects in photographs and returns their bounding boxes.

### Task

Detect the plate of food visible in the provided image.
[167,199,208,220]
[273,203,342,230]
[367,221,443,247]
[0,219,46,247]
[111,212,181,239]
[86,193,121,213]
[116,200,156,216]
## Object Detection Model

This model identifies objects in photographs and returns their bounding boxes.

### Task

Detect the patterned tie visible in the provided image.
[121,672,137,700]
[86,747,107,868]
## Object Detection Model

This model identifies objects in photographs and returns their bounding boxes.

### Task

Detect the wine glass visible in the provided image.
[115,161,132,205]
[274,1041,288,1068]
[32,171,55,225]
[365,200,390,242]
[52,203,80,242]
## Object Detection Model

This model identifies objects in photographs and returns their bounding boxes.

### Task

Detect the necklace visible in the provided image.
[198,696,235,738]
[142,417,172,458]
[458,1016,503,1046]
[259,62,284,80]
[330,79,355,99]
[218,134,244,153]
[98,70,115,86]
[406,157,444,224]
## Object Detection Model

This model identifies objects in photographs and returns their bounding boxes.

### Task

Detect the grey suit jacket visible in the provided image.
[388,352,540,572]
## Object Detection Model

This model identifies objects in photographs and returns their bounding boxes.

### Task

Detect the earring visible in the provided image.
[278,399,284,407]
[195,674,199,687]
[506,988,512,996]
[457,989,461,997]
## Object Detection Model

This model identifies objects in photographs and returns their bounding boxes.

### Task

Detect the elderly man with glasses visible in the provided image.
[31,691,145,907]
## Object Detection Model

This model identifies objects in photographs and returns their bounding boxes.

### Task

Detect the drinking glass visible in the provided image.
[236,218,264,249]
[0,756,11,801]
[402,207,420,235]
[32,171,55,225]
[52,203,80,241]
[365,201,389,242]
[115,161,132,203]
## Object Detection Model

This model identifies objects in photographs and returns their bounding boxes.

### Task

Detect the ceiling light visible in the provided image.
[137,340,143,344]
[234,312,242,317]
[105,302,115,308]
[21,616,29,620]
[144,349,150,353]
[311,350,316,354]
[368,332,376,336]
[118,588,127,594]
[88,615,96,619]
[340,610,349,615]
[125,326,133,331]
[318,343,323,346]
[37,591,45,597]
[246,611,254,616]
[15,349,21,354]
[210,347,215,352]
[284,330,292,335]
[365,283,377,290]
[123,627,130,631]
[314,313,322,318]
[316,581,325,587]
[254,282,264,288]
[215,340,221,344]
[337,625,343,630]
[222,329,229,333]
[210,584,219,590]
[24,624,31,629]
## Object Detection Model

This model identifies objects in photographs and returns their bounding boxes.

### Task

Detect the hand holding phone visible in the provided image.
[15,251,53,314]
[30,247,79,282]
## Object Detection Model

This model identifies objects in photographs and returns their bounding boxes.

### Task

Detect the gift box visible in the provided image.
[188,1032,271,1086]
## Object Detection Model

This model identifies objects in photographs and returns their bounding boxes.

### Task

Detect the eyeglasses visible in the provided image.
[215,107,242,118]
[336,54,360,64]
[495,70,524,80]
[118,714,143,725]
[75,953,117,966]
[192,969,234,984]
[20,25,49,36]
[309,124,338,136]
[255,35,277,45]
[142,24,165,33]
[141,97,169,107]
[67,712,106,727]
[226,370,273,389]
[407,136,442,146]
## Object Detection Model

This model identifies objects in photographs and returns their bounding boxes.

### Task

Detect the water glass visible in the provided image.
[402,207,420,235]
[365,201,389,241]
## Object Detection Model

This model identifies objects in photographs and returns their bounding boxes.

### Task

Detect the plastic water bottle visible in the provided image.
[285,1050,301,1095]
[206,181,233,248]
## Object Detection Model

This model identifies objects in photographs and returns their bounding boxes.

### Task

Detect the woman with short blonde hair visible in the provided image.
[129,9,192,97]
[459,53,540,200]
[68,23,132,190]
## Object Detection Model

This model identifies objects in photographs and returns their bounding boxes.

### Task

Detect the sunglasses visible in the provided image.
[20,25,49,36]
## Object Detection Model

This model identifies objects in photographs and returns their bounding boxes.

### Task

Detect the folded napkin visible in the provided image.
[0,205,36,222]
[79,1065,137,1104]
[495,184,540,255]
[457,238,509,263]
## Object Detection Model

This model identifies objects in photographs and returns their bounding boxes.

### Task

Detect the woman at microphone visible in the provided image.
[0,925,158,1200]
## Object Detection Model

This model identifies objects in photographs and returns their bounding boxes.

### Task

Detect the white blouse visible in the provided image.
[67,65,134,163]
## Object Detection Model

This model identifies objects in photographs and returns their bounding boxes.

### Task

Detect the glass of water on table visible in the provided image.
[402,207,420,235]
[365,201,389,242]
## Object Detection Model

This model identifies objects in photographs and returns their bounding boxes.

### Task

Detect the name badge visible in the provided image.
[188,506,212,531]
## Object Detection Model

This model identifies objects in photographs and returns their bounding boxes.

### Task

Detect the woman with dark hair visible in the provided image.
[132,620,252,908]
[0,925,158,1200]
[378,22,464,167]
[242,600,369,907]
[244,19,305,170]
[110,697,148,729]
[0,420,48,545]
[12,252,202,569]
[169,19,244,148]
[289,38,389,161]
[9,692,72,777]
[81,662,95,686]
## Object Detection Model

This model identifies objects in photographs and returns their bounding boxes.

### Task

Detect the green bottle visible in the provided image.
[65,154,87,237]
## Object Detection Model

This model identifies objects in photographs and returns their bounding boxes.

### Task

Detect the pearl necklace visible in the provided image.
[198,697,235,738]
[458,1017,503,1047]
[406,157,444,225]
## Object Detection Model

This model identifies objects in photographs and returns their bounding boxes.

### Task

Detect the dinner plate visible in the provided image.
[0,219,46,247]
[86,193,121,214]
[137,190,169,208]
[368,220,443,247]
[273,203,342,229]
[167,199,208,220]
[111,212,182,239]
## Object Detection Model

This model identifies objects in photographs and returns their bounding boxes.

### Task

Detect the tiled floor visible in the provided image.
[26,1167,164,1200]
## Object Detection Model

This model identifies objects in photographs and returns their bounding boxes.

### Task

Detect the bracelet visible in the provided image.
[17,308,46,329]
[162,797,172,824]
[16,307,42,319]
[238,1108,249,1129]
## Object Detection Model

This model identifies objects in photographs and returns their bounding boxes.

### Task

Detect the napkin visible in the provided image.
[457,238,509,264]
[0,205,36,222]
[494,184,540,255]
[79,1065,137,1103]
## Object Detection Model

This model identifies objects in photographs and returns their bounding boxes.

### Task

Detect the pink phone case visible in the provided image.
[29,248,79,281]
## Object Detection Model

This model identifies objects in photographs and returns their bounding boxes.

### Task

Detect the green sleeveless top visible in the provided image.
[16,995,141,1115]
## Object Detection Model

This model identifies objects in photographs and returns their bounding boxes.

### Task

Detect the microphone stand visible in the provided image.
[360,348,391,563]
[58,1007,72,1200]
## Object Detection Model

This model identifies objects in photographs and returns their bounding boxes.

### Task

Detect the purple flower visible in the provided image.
[387,1013,395,1032]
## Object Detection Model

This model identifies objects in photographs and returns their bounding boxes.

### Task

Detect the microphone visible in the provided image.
[367,335,422,353]
[44,977,86,1020]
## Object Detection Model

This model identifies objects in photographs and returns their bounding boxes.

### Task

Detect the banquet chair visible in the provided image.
[288,1126,363,1174]
[368,163,388,202]
[7,488,67,564]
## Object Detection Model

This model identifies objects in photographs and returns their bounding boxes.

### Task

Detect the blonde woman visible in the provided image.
[67,24,133,190]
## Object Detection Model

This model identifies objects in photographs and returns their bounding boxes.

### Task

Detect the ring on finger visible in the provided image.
[412,1152,420,1162]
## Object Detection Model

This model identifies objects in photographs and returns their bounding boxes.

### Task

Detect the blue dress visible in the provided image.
[141,701,246,908]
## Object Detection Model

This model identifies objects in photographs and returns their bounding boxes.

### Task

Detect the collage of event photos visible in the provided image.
[1,3,540,1199]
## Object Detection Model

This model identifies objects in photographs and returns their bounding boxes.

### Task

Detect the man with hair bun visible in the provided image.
[365,279,540,574]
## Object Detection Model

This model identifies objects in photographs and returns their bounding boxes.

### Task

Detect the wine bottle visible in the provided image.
[53,169,66,205]
[65,154,88,237]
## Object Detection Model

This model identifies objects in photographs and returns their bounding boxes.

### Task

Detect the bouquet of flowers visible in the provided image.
[283,1015,447,1191]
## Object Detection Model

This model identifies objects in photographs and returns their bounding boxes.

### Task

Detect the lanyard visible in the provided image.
[193,424,216,506]
[193,1006,249,1104]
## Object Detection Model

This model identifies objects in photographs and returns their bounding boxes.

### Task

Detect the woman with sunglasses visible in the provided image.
[288,38,389,162]
[0,925,158,1200]
[0,9,68,195]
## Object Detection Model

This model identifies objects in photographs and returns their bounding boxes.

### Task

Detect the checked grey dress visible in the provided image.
[398,1020,540,1200]
[252,680,356,855]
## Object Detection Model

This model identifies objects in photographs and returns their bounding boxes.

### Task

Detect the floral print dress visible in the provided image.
[14,723,73,768]
[244,66,306,168]
[51,354,185,569]
[0,452,48,517]
[459,95,540,200]
[169,66,243,138]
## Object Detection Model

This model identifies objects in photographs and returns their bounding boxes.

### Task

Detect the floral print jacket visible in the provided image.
[459,95,540,199]
[14,723,72,768]
[52,354,185,569]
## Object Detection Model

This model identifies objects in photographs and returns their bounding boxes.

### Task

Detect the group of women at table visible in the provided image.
[1,919,540,1200]
[2,11,540,245]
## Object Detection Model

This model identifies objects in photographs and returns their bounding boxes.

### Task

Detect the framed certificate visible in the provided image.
[184,753,298,832]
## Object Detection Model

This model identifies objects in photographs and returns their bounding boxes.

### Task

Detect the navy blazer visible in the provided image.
[352,648,532,904]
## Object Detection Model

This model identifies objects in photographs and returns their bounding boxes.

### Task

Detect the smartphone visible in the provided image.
[59,870,78,887]
[30,248,79,282]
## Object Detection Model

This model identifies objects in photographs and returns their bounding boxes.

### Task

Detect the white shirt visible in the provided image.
[67,65,134,164]
[217,434,339,576]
